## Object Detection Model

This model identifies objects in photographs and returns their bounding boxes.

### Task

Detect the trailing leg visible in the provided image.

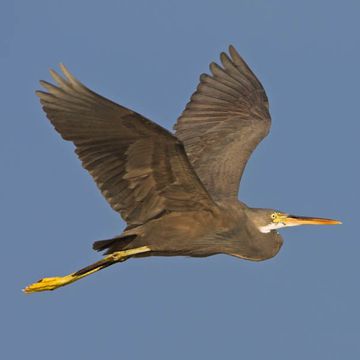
[23,246,151,293]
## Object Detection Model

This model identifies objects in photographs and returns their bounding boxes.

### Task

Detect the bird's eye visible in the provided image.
[271,213,276,220]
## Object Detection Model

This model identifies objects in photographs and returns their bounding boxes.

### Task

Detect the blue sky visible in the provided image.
[2,1,359,359]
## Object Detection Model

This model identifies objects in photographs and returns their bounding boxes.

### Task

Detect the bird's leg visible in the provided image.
[23,246,151,293]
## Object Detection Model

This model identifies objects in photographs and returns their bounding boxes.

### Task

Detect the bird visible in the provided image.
[24,45,341,293]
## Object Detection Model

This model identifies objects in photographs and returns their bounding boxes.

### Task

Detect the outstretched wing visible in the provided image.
[37,65,216,227]
[174,46,271,201]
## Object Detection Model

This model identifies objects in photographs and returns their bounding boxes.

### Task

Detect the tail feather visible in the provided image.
[92,239,116,252]
[92,235,137,254]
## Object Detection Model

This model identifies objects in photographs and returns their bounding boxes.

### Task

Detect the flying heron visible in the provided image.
[24,46,341,293]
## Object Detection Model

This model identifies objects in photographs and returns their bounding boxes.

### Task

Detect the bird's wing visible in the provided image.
[174,46,271,201]
[37,65,216,227]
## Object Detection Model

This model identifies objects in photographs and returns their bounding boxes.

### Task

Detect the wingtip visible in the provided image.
[209,61,216,71]
[59,63,70,77]
[199,73,209,81]
[228,45,241,60]
[220,51,227,59]
[35,89,44,98]
[220,51,231,65]
[39,79,48,87]
[49,67,57,75]
[58,63,83,87]
[209,61,222,75]
[59,63,73,80]
[59,62,66,72]
[49,68,61,81]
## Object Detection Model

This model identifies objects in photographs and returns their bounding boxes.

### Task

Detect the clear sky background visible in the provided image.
[2,0,359,359]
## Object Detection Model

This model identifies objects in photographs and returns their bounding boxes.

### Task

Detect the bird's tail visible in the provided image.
[92,234,138,254]
[23,246,151,293]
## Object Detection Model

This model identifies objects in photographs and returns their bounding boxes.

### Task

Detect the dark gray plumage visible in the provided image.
[24,46,340,293]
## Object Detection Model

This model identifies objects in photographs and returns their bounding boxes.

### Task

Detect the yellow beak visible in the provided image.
[283,215,342,226]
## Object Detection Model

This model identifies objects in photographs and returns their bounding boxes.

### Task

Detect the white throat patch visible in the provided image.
[259,221,301,233]
[259,222,287,233]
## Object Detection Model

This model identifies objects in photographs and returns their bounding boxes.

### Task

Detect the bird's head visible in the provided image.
[247,208,342,233]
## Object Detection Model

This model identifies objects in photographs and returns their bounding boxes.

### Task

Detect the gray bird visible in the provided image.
[24,46,341,293]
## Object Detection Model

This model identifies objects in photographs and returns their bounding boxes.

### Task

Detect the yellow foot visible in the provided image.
[23,274,75,293]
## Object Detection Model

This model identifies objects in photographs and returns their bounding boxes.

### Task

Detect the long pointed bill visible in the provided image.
[284,215,342,226]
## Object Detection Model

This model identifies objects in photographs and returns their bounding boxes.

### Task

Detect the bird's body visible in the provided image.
[24,46,340,293]
[98,201,283,261]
